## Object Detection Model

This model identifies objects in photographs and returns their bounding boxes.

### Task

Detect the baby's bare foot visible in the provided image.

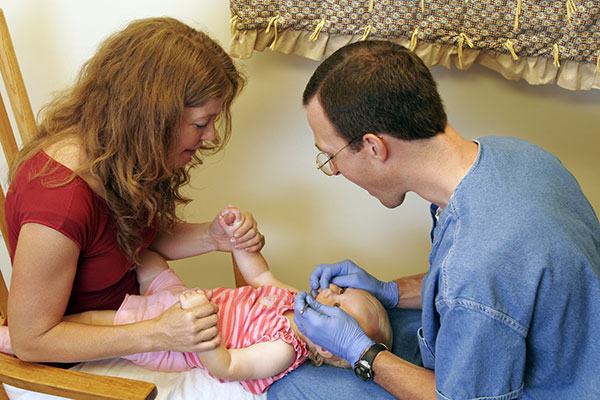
[179,289,209,310]
[0,326,13,355]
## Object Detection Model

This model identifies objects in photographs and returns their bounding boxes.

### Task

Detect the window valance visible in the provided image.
[229,1,600,90]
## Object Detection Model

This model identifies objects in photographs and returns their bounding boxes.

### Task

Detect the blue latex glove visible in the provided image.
[294,291,374,365]
[310,259,399,309]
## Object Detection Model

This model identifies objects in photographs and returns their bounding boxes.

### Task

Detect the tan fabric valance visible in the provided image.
[229,1,600,90]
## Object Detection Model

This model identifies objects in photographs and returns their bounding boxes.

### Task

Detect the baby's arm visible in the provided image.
[180,289,296,380]
[221,207,296,292]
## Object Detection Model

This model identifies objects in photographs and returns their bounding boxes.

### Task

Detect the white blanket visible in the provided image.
[4,358,267,400]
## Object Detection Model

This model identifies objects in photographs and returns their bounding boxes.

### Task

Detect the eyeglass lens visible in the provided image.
[316,152,335,175]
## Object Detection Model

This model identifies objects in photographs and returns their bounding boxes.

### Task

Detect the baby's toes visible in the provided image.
[179,289,209,309]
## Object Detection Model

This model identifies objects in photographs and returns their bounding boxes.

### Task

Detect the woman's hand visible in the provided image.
[209,205,265,253]
[151,290,221,352]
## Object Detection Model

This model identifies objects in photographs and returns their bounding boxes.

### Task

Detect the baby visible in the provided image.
[1,206,392,394]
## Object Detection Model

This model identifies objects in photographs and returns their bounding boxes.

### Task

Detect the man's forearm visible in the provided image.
[394,273,425,309]
[373,350,436,400]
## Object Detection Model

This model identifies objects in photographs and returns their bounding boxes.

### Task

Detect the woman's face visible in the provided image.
[173,97,224,168]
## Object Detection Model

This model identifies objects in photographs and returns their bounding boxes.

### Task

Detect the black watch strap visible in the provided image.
[353,343,388,381]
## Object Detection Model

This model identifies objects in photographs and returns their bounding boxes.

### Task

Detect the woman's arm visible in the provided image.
[150,222,219,260]
[150,208,264,260]
[8,223,219,363]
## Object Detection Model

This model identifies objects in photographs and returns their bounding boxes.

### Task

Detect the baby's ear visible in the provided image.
[316,346,335,359]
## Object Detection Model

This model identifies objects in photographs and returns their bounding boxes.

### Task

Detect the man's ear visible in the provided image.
[316,346,335,359]
[363,133,388,161]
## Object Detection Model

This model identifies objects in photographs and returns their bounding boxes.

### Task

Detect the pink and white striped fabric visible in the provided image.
[115,268,309,394]
[186,285,309,393]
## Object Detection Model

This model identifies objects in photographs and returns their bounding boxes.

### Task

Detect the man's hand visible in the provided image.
[294,291,374,365]
[310,259,399,309]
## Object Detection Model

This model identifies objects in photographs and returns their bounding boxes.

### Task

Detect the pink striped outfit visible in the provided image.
[115,268,309,394]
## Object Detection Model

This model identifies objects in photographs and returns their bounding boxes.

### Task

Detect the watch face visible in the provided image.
[353,360,373,381]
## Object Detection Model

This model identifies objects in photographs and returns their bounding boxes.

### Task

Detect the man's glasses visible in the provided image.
[315,136,360,176]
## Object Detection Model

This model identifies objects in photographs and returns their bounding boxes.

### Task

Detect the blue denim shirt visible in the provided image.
[420,136,600,400]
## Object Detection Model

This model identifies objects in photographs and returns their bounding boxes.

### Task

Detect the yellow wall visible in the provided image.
[1,1,598,291]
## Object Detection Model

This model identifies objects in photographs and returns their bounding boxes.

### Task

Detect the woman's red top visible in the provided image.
[5,151,156,314]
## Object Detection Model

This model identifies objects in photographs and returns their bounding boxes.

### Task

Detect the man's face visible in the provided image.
[306,97,406,208]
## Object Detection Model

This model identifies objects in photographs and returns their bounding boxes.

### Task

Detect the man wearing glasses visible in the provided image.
[269,40,600,399]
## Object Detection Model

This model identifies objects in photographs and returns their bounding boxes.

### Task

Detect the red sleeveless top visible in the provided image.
[5,151,155,314]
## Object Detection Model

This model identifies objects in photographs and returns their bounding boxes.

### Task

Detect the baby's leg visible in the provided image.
[179,289,210,309]
[0,326,13,355]
[136,250,171,295]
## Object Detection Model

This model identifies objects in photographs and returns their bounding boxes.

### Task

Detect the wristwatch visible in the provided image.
[353,343,389,381]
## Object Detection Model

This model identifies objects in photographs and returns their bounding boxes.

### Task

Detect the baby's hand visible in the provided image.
[218,205,242,239]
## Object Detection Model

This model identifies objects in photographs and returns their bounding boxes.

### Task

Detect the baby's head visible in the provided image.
[307,283,393,368]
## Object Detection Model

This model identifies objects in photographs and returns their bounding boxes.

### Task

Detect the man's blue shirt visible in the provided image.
[421,136,600,400]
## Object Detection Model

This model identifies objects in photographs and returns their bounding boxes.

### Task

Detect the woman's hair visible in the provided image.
[303,40,446,149]
[9,17,245,262]
[308,291,393,369]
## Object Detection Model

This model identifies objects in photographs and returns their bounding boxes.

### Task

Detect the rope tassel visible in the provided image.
[457,33,474,69]
[410,27,419,51]
[505,39,519,60]
[361,23,373,41]
[229,15,239,36]
[310,16,326,41]
[266,15,280,50]
[566,0,577,20]
[513,0,522,32]
[552,43,561,68]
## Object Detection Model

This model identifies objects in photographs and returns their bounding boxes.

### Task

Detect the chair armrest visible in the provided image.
[0,352,157,400]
